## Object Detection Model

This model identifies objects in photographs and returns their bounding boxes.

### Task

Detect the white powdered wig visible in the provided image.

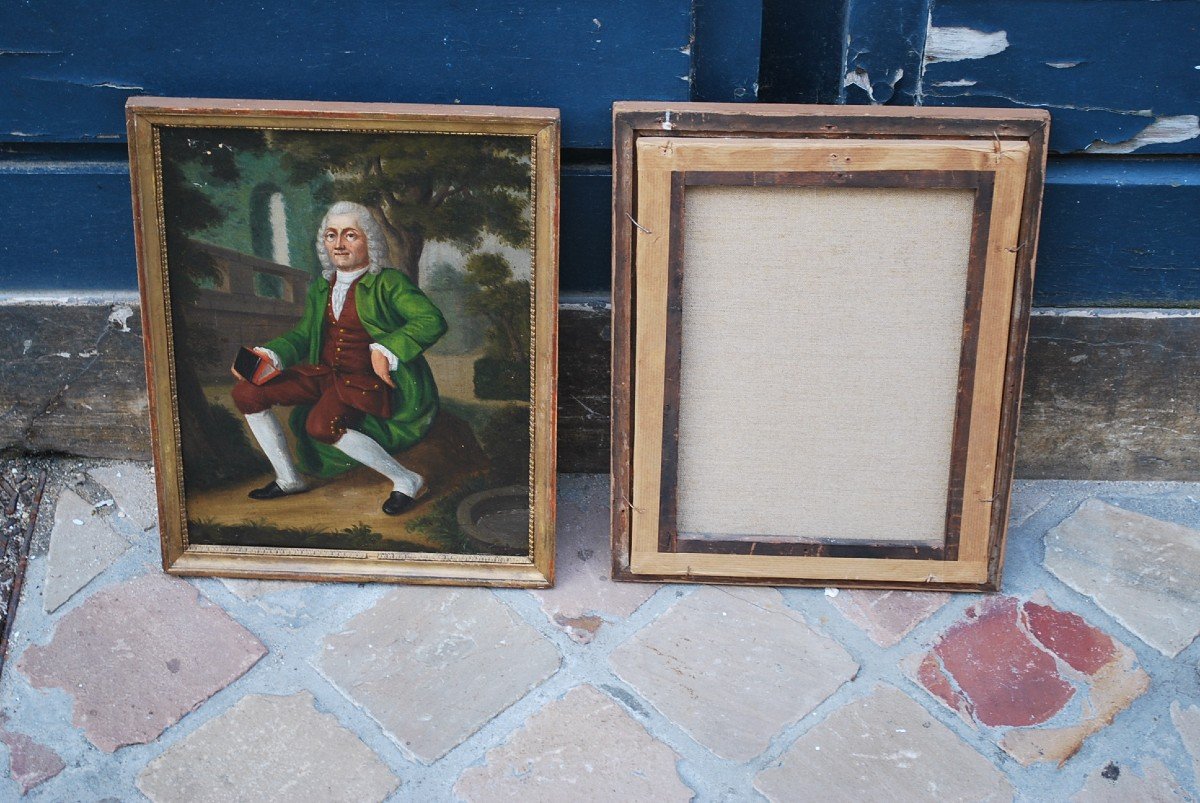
[316,201,392,279]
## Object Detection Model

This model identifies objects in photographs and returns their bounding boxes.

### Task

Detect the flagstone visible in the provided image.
[89,461,158,531]
[755,685,1013,803]
[1045,499,1200,656]
[455,685,692,802]
[43,488,130,612]
[1171,701,1200,784]
[137,692,398,803]
[1072,759,1190,802]
[18,572,266,751]
[314,586,560,763]
[531,475,657,643]
[610,587,858,761]
[908,591,1150,765]
[828,588,949,647]
[0,715,66,794]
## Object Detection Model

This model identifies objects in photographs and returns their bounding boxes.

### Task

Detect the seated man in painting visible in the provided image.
[230,200,447,515]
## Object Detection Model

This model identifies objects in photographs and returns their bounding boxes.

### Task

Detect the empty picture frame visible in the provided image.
[611,103,1050,591]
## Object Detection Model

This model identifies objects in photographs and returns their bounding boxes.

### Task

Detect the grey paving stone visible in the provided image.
[43,488,130,612]
[18,572,267,751]
[828,589,949,648]
[136,691,398,803]
[219,577,313,601]
[1045,499,1200,656]
[0,715,66,795]
[532,475,657,642]
[755,685,1014,803]
[89,461,158,531]
[610,587,858,761]
[1072,759,1190,802]
[314,586,560,763]
[1172,701,1200,785]
[454,684,693,802]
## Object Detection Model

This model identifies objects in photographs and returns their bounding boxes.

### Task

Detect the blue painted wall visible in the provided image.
[1,0,1196,306]
[770,0,1200,306]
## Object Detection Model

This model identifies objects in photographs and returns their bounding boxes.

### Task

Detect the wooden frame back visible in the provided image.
[611,103,1049,591]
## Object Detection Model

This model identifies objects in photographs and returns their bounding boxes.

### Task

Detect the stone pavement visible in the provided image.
[1,461,1198,801]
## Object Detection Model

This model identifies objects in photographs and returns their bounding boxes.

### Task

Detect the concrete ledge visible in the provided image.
[2,302,1196,480]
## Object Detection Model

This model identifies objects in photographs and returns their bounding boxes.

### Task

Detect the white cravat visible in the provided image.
[331,265,370,320]
[257,264,399,372]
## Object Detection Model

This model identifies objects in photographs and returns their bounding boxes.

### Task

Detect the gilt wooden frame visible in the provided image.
[611,103,1049,590]
[129,97,558,587]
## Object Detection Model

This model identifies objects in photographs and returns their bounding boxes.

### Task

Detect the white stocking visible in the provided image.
[244,411,306,492]
[334,429,424,497]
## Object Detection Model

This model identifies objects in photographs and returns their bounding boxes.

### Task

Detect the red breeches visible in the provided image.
[231,371,364,444]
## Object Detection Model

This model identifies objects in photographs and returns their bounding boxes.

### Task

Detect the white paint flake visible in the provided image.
[107,304,134,332]
[1086,115,1200,154]
[924,27,1009,63]
[932,78,977,87]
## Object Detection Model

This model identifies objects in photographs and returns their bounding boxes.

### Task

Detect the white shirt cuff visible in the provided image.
[369,343,399,371]
[256,348,282,370]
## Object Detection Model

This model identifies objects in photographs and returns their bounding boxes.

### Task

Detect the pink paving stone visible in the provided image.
[909,592,1150,766]
[828,589,949,647]
[931,596,1074,727]
[17,572,266,752]
[0,715,66,794]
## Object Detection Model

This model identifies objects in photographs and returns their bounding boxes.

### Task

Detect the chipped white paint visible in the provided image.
[1046,61,1083,69]
[932,78,978,87]
[925,27,1009,63]
[0,291,140,306]
[843,69,874,98]
[107,304,135,332]
[1031,307,1200,319]
[662,110,674,130]
[1086,115,1200,154]
[842,68,903,103]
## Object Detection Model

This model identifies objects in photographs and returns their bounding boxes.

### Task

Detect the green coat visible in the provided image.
[265,268,448,478]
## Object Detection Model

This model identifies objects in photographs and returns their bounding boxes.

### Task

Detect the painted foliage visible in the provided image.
[158,126,535,556]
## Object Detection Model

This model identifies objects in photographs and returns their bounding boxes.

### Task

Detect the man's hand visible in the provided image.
[231,347,274,382]
[371,349,397,388]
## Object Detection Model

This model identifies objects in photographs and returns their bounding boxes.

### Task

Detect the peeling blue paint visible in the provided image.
[842,0,931,105]
[922,0,1200,153]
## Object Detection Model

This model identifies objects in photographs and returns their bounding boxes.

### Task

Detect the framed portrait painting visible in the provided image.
[128,98,557,586]
[611,103,1049,591]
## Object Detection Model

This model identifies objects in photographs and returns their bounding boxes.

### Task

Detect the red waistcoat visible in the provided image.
[291,279,391,418]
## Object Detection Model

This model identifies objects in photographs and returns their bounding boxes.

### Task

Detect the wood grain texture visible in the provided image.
[612,102,1049,590]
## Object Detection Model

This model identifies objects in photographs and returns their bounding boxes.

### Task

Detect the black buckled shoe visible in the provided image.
[382,490,418,516]
[248,481,307,500]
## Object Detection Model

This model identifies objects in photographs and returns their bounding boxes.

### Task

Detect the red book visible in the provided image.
[234,347,282,385]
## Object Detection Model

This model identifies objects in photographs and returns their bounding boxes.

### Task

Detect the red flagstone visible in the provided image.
[909,592,1151,766]
[1022,600,1116,675]
[0,715,65,794]
[931,596,1074,728]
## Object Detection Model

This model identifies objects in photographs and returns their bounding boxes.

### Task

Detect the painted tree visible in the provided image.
[464,252,530,364]
[271,131,531,280]
[159,127,271,488]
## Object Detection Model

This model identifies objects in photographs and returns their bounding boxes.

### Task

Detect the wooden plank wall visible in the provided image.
[0,0,761,294]
[764,0,1200,308]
